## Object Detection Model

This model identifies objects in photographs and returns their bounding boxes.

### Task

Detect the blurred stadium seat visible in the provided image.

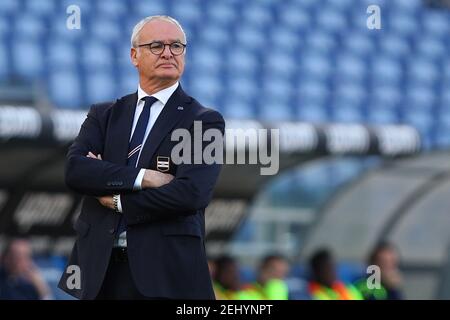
[0,0,447,149]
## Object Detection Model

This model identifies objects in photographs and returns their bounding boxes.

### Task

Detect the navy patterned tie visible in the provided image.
[116,96,158,235]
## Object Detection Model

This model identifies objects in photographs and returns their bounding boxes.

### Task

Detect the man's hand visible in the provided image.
[97,195,115,210]
[142,169,174,188]
[86,151,115,209]
[87,151,102,160]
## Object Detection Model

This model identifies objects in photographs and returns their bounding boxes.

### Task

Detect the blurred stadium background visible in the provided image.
[0,0,449,299]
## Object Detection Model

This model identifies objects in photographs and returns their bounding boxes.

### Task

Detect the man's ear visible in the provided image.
[130,47,138,67]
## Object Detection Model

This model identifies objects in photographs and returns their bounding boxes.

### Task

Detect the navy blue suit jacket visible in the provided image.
[58,85,224,299]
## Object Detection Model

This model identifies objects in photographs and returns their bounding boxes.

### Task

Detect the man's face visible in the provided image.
[4,240,33,275]
[376,248,399,271]
[131,19,185,83]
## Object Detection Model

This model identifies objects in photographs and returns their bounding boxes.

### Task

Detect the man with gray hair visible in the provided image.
[58,15,224,300]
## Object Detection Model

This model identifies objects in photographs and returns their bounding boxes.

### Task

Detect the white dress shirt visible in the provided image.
[115,81,179,244]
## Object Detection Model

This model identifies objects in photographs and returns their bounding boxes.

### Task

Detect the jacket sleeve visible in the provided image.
[65,104,141,197]
[120,109,225,225]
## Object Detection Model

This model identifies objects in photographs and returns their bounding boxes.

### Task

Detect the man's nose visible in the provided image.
[160,44,173,59]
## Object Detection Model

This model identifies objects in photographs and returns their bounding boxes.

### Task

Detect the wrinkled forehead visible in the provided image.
[139,19,185,43]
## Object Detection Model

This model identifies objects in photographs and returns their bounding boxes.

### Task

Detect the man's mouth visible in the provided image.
[158,63,176,68]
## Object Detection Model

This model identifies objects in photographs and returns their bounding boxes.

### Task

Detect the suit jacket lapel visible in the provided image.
[106,92,137,165]
[137,85,191,168]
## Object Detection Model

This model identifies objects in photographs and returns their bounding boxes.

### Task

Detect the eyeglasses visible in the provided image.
[137,41,186,56]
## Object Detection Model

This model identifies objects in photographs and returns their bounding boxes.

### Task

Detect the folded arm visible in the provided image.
[65,104,141,197]
[120,110,225,225]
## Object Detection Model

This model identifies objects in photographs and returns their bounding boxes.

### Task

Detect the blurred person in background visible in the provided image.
[354,242,403,300]
[308,248,363,300]
[0,238,52,300]
[207,257,216,280]
[212,255,243,300]
[237,254,290,300]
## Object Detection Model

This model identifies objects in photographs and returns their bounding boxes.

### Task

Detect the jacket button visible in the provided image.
[109,228,115,234]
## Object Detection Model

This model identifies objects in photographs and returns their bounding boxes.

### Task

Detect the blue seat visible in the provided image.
[84,71,117,105]
[205,1,237,26]
[326,0,354,11]
[405,85,436,109]
[0,0,20,15]
[416,36,447,61]
[48,69,83,108]
[390,0,422,12]
[298,80,330,105]
[0,14,10,38]
[241,4,273,29]
[403,111,433,139]
[279,4,311,31]
[14,14,47,39]
[188,74,223,108]
[227,77,258,102]
[223,99,256,119]
[422,11,450,38]
[297,104,328,123]
[333,83,366,106]
[379,34,411,58]
[47,39,78,67]
[96,0,128,18]
[118,67,137,95]
[316,8,347,33]
[305,31,337,53]
[171,1,202,25]
[371,56,403,85]
[262,78,294,102]
[191,46,223,74]
[269,27,301,52]
[366,106,398,124]
[23,0,56,16]
[331,104,364,123]
[81,41,114,70]
[199,24,231,49]
[227,49,259,76]
[388,12,418,36]
[434,123,450,148]
[407,59,439,85]
[300,53,332,80]
[371,85,402,108]
[90,17,122,44]
[265,51,297,77]
[132,1,167,16]
[12,39,44,80]
[343,32,375,57]
[259,101,293,121]
[335,53,367,82]
[235,26,265,52]
[0,42,9,80]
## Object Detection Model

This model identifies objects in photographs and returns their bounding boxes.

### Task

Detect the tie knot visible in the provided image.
[142,96,158,107]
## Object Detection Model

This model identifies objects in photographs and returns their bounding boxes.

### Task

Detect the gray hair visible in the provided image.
[130,15,187,48]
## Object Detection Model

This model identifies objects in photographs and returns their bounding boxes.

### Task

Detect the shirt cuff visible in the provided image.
[117,195,123,213]
[133,169,145,190]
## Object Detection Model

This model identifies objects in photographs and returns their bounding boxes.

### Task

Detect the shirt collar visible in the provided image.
[137,81,179,106]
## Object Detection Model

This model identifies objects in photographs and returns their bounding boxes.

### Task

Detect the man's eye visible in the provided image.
[172,43,182,49]
[150,43,164,49]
